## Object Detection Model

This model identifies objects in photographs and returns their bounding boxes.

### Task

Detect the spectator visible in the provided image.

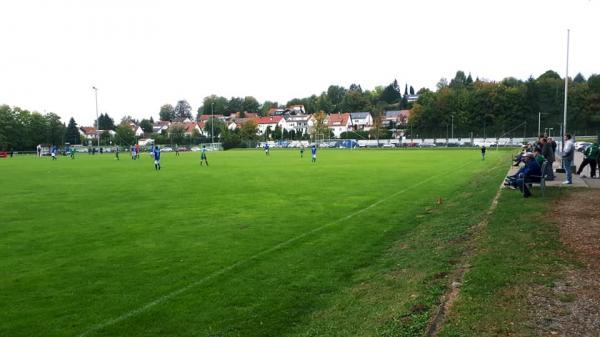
[504,153,542,198]
[541,136,556,181]
[561,134,575,185]
[548,137,557,153]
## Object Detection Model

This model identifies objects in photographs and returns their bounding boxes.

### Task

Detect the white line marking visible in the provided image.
[78,161,475,336]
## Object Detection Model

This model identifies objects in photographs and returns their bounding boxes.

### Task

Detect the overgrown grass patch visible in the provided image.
[439,189,568,337]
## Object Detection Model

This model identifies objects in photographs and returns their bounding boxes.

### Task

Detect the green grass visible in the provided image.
[438,189,567,337]
[0,149,508,337]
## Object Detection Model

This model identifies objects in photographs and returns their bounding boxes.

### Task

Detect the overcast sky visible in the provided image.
[1,0,598,125]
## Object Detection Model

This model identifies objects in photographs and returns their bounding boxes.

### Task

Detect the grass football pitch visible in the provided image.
[0,149,508,337]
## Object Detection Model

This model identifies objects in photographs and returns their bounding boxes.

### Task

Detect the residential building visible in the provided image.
[349,112,373,131]
[152,121,171,134]
[256,116,285,136]
[327,113,351,138]
[284,114,311,136]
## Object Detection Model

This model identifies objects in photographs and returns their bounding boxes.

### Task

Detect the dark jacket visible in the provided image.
[541,142,555,162]
[518,158,542,178]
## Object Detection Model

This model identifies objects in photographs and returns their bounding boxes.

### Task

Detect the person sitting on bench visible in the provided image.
[504,153,542,198]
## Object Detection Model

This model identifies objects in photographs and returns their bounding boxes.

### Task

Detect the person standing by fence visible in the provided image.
[481,145,486,160]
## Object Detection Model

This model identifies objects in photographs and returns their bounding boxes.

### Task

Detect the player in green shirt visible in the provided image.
[577,142,599,178]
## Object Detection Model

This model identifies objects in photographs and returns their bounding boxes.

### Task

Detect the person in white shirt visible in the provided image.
[561,134,575,185]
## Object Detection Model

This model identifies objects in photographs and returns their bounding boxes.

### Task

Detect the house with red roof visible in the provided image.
[170,122,202,136]
[79,127,97,140]
[327,113,352,138]
[198,114,226,122]
[256,116,286,136]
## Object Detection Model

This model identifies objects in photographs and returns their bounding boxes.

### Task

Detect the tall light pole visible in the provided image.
[451,114,454,139]
[92,86,99,147]
[538,111,541,137]
[211,102,214,145]
[562,29,570,151]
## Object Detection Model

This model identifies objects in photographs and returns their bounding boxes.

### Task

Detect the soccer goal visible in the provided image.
[207,142,224,151]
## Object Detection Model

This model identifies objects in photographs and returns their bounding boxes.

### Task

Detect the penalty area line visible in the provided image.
[77,162,471,337]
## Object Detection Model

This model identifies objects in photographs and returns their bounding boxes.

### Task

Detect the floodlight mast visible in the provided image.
[211,102,214,147]
[562,29,570,151]
[93,86,99,147]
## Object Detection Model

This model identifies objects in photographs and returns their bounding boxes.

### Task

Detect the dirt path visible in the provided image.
[529,189,600,337]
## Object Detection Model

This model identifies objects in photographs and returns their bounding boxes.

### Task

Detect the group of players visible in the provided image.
[264,143,317,163]
[46,142,318,170]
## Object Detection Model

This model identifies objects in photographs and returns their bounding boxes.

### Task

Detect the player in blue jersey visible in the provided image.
[200,145,209,166]
[264,143,270,156]
[153,146,161,170]
[311,145,317,163]
[51,145,58,160]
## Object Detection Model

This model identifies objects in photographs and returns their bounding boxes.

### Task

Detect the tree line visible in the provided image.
[409,70,600,139]
[2,69,599,151]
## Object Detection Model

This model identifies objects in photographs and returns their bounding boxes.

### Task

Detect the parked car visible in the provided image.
[575,142,591,152]
[382,143,395,148]
[161,147,173,152]
[191,147,201,152]
[418,143,436,148]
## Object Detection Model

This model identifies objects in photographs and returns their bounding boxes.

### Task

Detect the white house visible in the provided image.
[152,121,171,134]
[349,112,373,131]
[256,116,285,136]
[327,113,352,138]
[79,127,97,140]
[284,114,311,135]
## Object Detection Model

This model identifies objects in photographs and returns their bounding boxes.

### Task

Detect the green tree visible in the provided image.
[115,123,136,145]
[139,119,153,133]
[341,90,369,112]
[66,117,80,144]
[28,112,48,147]
[0,105,18,150]
[99,131,112,145]
[226,97,244,115]
[449,71,467,89]
[242,96,260,113]
[159,104,175,121]
[240,120,258,142]
[326,85,347,112]
[381,80,401,104]
[310,111,328,140]
[96,113,115,130]
[169,124,185,145]
[573,73,586,84]
[174,100,193,120]
[204,118,225,140]
[220,127,241,149]
[199,95,228,116]
[45,113,66,145]
[260,101,278,116]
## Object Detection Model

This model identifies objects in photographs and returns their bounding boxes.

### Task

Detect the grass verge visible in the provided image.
[438,188,568,337]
